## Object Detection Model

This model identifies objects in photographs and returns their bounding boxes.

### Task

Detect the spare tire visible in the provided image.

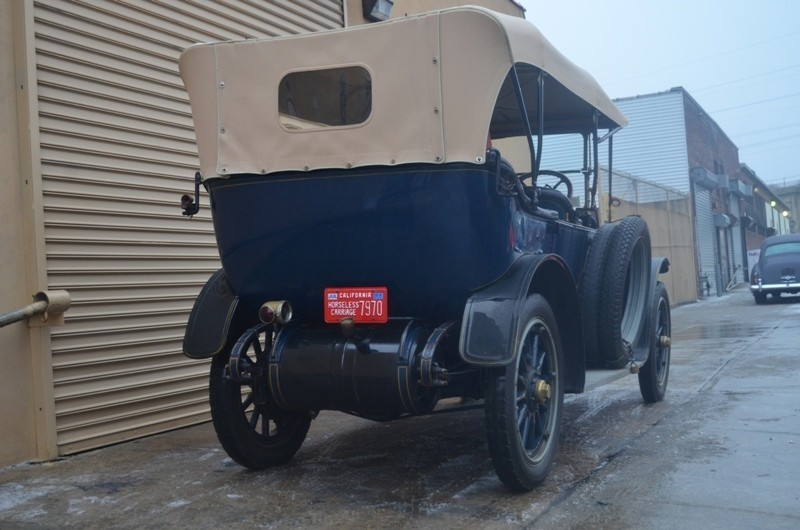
[597,216,652,368]
[579,222,618,367]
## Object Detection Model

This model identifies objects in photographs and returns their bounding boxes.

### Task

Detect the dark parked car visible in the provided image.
[750,233,800,304]
[178,5,671,491]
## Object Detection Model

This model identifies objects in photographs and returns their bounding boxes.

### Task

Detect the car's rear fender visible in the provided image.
[629,256,670,365]
[459,253,585,394]
[183,269,251,359]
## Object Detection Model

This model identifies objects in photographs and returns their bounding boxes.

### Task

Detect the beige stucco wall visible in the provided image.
[0,0,38,466]
[348,0,525,25]
[345,0,370,25]
[392,0,525,18]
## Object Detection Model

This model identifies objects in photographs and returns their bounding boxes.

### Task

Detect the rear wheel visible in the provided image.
[639,282,671,403]
[484,295,564,491]
[210,325,312,469]
[754,292,767,305]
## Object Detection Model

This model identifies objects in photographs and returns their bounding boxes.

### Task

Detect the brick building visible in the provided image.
[610,87,791,296]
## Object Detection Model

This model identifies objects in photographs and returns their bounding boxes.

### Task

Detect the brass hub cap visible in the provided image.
[534,379,551,404]
[525,371,552,409]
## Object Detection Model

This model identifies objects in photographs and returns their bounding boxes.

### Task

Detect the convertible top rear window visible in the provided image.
[278,66,372,131]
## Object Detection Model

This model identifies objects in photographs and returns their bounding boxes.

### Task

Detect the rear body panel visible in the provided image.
[208,162,592,323]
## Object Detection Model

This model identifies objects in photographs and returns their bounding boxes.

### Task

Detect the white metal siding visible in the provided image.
[539,91,690,201]
[34,0,343,454]
[539,133,587,203]
[694,185,717,296]
[611,91,690,193]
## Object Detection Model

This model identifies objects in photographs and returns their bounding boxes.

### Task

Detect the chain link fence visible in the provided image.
[598,169,697,306]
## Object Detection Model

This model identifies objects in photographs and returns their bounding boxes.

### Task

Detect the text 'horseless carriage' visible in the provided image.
[178,6,672,491]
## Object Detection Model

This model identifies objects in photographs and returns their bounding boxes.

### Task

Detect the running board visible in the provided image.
[584,368,631,392]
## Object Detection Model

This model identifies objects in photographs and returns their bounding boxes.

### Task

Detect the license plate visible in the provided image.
[324,287,388,324]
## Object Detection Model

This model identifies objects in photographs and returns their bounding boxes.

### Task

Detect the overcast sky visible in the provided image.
[518,0,800,187]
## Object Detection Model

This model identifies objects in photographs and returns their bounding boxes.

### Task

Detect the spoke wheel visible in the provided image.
[485,295,564,491]
[210,325,311,469]
[638,282,671,403]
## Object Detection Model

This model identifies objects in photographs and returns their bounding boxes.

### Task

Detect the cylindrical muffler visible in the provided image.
[268,319,437,418]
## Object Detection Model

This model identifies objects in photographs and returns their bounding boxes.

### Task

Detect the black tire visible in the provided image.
[597,216,652,368]
[210,326,312,469]
[638,282,671,403]
[484,295,564,491]
[754,292,767,305]
[579,222,618,367]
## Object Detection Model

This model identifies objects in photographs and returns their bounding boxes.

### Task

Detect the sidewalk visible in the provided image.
[537,286,800,528]
[2,286,799,529]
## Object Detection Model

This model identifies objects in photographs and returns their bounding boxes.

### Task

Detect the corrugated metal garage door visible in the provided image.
[729,199,745,284]
[694,184,717,297]
[33,0,343,454]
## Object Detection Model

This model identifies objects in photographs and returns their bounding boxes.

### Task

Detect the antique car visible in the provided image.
[178,5,672,491]
[750,233,800,304]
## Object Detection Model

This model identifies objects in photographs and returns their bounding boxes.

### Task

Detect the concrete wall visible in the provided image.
[0,0,38,466]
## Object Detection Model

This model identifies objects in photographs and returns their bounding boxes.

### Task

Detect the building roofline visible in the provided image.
[614,86,739,154]
[613,87,682,104]
[741,163,790,211]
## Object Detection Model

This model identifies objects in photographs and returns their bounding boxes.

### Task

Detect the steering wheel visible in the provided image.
[520,170,574,198]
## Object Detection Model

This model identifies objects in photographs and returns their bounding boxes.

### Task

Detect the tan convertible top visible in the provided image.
[180,6,626,180]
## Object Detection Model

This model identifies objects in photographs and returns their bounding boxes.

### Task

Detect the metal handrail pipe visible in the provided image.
[0,300,49,328]
[0,290,71,328]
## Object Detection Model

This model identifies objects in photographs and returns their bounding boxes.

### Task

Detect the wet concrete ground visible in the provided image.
[2,286,799,528]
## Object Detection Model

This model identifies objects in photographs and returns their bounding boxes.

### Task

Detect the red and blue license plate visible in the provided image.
[324,287,388,324]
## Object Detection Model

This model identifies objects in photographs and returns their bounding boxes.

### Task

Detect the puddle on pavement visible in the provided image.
[679,323,772,340]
